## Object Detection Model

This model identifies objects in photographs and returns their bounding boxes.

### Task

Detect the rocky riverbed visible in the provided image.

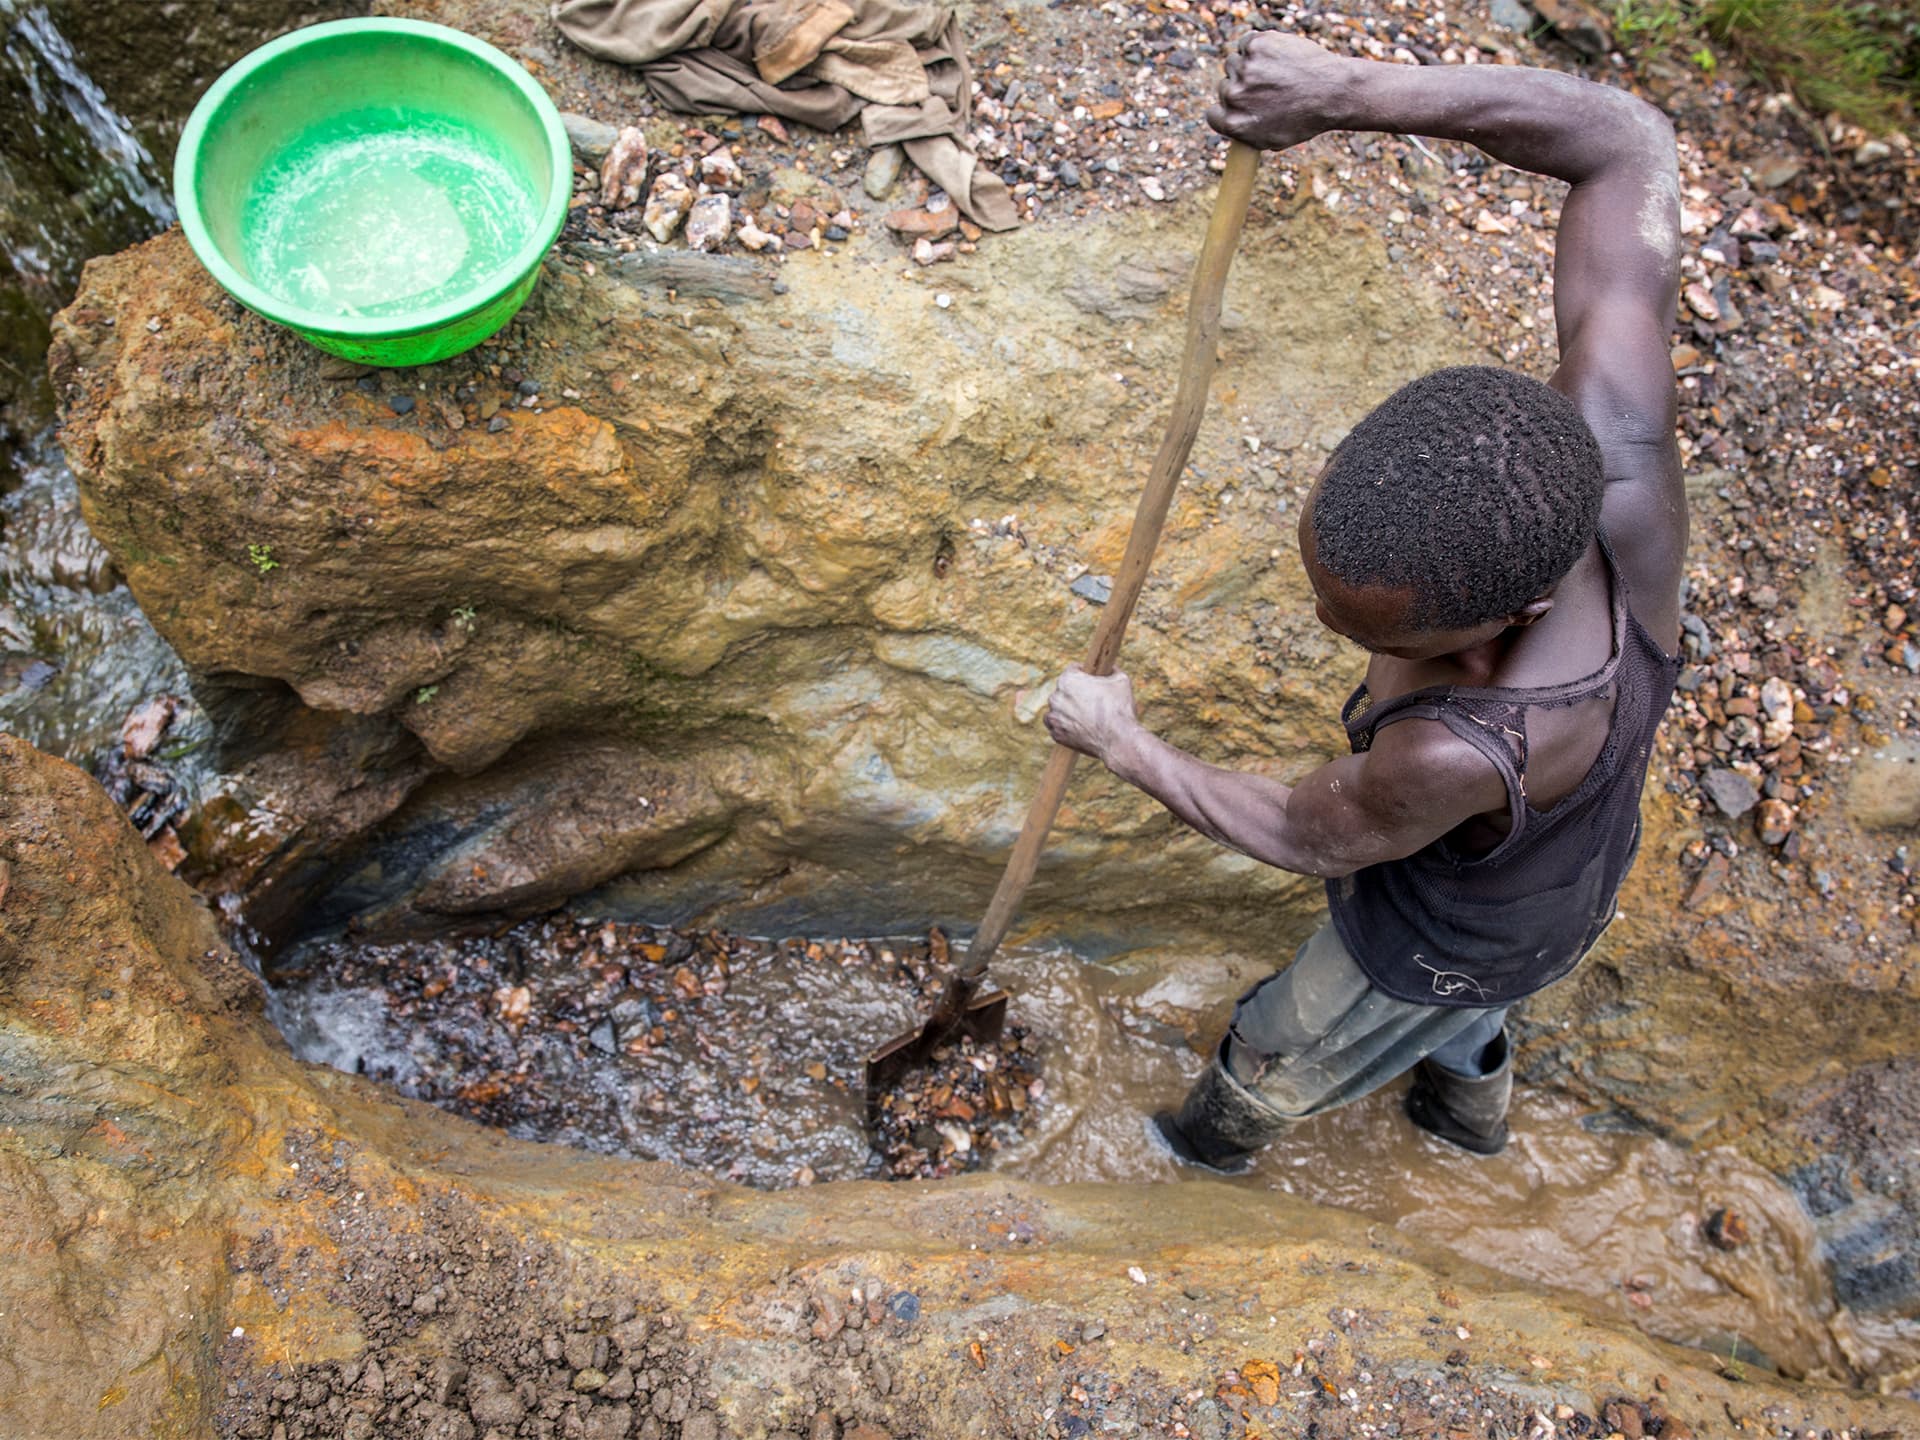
[267,916,1046,1185]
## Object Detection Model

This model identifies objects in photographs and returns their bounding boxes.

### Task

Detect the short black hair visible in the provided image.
[1308,366,1605,631]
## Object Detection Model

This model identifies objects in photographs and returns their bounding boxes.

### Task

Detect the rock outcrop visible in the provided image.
[5,733,1915,1439]
[52,196,1474,950]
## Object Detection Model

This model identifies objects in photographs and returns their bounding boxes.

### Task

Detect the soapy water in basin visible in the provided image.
[241,120,536,319]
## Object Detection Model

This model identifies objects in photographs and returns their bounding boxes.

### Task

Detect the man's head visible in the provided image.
[1299,366,1604,660]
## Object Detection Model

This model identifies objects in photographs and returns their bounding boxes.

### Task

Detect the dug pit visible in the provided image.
[266,902,1920,1395]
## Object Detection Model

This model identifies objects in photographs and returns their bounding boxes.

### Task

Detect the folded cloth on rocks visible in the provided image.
[552,0,1019,230]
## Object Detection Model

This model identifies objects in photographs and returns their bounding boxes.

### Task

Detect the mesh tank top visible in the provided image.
[1326,533,1680,1008]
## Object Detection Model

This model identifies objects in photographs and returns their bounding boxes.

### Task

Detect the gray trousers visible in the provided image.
[1223,923,1508,1121]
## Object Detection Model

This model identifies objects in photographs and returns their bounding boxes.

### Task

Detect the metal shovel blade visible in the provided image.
[864,975,1009,1127]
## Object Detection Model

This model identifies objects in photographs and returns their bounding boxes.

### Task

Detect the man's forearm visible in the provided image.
[1103,724,1337,877]
[1324,62,1670,186]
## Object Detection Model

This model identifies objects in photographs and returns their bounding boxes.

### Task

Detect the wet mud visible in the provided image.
[275,919,1920,1394]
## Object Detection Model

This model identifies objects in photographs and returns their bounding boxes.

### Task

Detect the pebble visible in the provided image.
[698,146,743,188]
[685,194,733,253]
[863,143,905,200]
[387,396,415,416]
[887,1291,920,1323]
[1698,767,1760,818]
[562,111,620,164]
[1755,797,1796,846]
[1070,573,1113,605]
[486,415,510,434]
[642,171,694,243]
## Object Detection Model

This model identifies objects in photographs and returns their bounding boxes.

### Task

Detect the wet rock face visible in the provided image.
[51,199,1474,949]
[4,734,1912,1439]
[0,0,360,441]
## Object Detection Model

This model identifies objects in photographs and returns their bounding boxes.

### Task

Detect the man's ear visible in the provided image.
[1508,597,1555,627]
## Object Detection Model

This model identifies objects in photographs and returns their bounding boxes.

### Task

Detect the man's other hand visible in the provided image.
[1207,32,1352,150]
[1044,665,1140,764]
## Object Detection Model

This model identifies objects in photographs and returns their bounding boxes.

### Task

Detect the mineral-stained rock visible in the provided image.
[53,204,1478,949]
[600,125,649,209]
[883,206,957,241]
[642,170,693,241]
[698,145,743,188]
[684,193,732,253]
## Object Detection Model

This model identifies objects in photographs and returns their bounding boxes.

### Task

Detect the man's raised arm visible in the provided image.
[1211,37,1685,633]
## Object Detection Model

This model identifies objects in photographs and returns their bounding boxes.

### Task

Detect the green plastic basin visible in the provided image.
[174,17,569,367]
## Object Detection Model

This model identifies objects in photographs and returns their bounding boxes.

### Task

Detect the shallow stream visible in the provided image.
[267,917,1920,1394]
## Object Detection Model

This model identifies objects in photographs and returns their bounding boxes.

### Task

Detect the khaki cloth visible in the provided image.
[552,0,1019,230]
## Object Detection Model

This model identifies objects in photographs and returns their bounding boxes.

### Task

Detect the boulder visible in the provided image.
[52,193,1475,951]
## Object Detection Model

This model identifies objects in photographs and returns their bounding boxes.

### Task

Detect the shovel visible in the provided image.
[866,140,1262,1120]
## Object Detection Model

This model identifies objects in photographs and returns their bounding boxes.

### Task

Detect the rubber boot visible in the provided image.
[1151,1043,1294,1176]
[1405,1028,1512,1156]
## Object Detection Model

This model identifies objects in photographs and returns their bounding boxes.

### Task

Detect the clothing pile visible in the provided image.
[553,0,1019,229]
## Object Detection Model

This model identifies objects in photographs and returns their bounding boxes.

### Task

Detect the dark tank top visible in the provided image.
[1327,533,1680,1008]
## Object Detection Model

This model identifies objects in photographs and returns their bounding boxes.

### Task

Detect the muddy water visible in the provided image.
[272,920,1920,1393]
[986,950,1920,1393]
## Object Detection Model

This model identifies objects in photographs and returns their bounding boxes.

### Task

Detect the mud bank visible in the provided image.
[5,733,1916,1440]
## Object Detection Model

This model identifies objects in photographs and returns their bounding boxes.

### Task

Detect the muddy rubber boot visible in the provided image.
[1151,1044,1294,1176]
[1405,1029,1512,1156]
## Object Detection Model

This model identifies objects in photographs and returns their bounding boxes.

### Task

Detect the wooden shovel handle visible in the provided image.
[959,140,1262,979]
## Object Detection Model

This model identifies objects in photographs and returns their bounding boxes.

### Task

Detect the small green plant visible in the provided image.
[414,685,439,705]
[247,543,278,574]
[1721,1333,1748,1382]
[451,604,478,631]
[1612,0,1688,50]
[1611,0,1918,131]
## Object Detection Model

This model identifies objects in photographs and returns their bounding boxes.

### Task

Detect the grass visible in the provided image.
[1612,0,1919,130]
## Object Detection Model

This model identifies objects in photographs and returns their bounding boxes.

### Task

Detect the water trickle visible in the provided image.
[0,431,200,762]
[0,2,174,286]
[267,916,1920,1393]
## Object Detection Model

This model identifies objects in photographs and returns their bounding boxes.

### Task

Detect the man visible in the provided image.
[1043,33,1685,1171]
